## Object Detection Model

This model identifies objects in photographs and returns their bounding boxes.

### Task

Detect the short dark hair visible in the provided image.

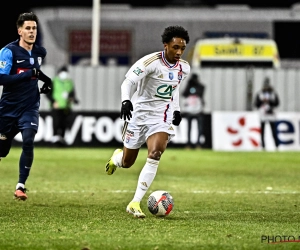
[161,26,190,44]
[58,65,68,73]
[16,12,39,28]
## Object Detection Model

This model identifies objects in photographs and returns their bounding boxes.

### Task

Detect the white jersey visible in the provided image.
[124,51,190,125]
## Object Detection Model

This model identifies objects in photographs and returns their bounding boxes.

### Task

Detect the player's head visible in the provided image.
[161,26,190,64]
[16,12,39,46]
[16,12,39,28]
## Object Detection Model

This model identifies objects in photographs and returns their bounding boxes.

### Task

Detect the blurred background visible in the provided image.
[2,0,300,150]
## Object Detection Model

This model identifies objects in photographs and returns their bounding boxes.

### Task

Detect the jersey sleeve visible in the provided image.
[171,85,180,112]
[0,47,13,74]
[0,47,32,86]
[125,56,151,84]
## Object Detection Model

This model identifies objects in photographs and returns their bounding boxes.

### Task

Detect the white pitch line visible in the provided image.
[192,190,300,194]
[109,190,300,194]
[5,190,300,194]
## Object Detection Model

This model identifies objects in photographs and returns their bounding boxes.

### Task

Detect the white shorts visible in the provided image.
[122,121,175,149]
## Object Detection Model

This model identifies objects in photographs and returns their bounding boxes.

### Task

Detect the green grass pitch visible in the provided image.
[0,147,300,250]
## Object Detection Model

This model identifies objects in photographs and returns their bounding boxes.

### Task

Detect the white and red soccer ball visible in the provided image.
[147,190,174,217]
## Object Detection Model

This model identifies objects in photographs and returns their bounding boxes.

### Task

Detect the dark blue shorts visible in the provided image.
[0,109,39,139]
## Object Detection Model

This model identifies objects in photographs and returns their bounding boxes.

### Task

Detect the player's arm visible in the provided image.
[120,59,147,121]
[172,86,180,112]
[172,65,190,125]
[120,78,134,121]
[171,86,182,126]
[0,48,33,85]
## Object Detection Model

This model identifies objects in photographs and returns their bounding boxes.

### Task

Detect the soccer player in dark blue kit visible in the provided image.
[0,12,52,201]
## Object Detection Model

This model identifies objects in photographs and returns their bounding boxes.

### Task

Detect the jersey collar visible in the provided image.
[161,51,179,68]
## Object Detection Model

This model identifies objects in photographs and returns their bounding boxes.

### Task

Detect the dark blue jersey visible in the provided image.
[0,40,47,117]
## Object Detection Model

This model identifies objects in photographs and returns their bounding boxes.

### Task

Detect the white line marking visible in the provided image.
[5,190,300,194]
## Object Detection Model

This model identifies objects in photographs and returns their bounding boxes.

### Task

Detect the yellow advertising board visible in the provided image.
[192,38,280,68]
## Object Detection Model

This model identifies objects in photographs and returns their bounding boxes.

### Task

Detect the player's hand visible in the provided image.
[32,68,39,77]
[32,68,51,82]
[32,68,52,94]
[172,111,182,126]
[120,100,133,121]
[40,81,52,94]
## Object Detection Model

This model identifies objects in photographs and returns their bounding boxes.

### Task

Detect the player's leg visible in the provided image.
[14,110,38,201]
[126,131,169,218]
[133,131,168,200]
[0,124,19,159]
[128,122,174,218]
[105,122,141,175]
[14,128,36,201]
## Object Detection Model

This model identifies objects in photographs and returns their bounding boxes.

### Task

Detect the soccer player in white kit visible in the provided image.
[105,26,190,218]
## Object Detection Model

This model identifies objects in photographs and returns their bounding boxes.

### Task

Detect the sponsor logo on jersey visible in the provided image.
[17,60,25,63]
[168,126,174,131]
[0,133,7,140]
[0,61,6,68]
[38,57,42,65]
[30,58,34,65]
[133,67,144,76]
[155,84,175,99]
[169,72,174,80]
[17,68,30,74]
[158,74,164,79]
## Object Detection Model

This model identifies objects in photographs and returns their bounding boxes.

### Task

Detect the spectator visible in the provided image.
[182,73,205,148]
[46,65,79,146]
[254,77,280,150]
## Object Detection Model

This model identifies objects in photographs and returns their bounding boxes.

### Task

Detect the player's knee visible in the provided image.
[22,137,34,154]
[148,150,162,161]
[22,129,35,150]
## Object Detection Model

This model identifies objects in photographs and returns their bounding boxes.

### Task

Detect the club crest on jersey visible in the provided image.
[178,71,183,80]
[38,57,42,65]
[133,67,144,76]
[169,72,174,80]
[30,58,34,65]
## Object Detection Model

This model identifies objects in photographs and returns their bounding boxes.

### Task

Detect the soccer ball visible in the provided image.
[147,190,174,217]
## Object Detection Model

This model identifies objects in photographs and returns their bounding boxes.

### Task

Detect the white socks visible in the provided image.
[113,150,124,167]
[132,158,159,202]
[16,183,25,190]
